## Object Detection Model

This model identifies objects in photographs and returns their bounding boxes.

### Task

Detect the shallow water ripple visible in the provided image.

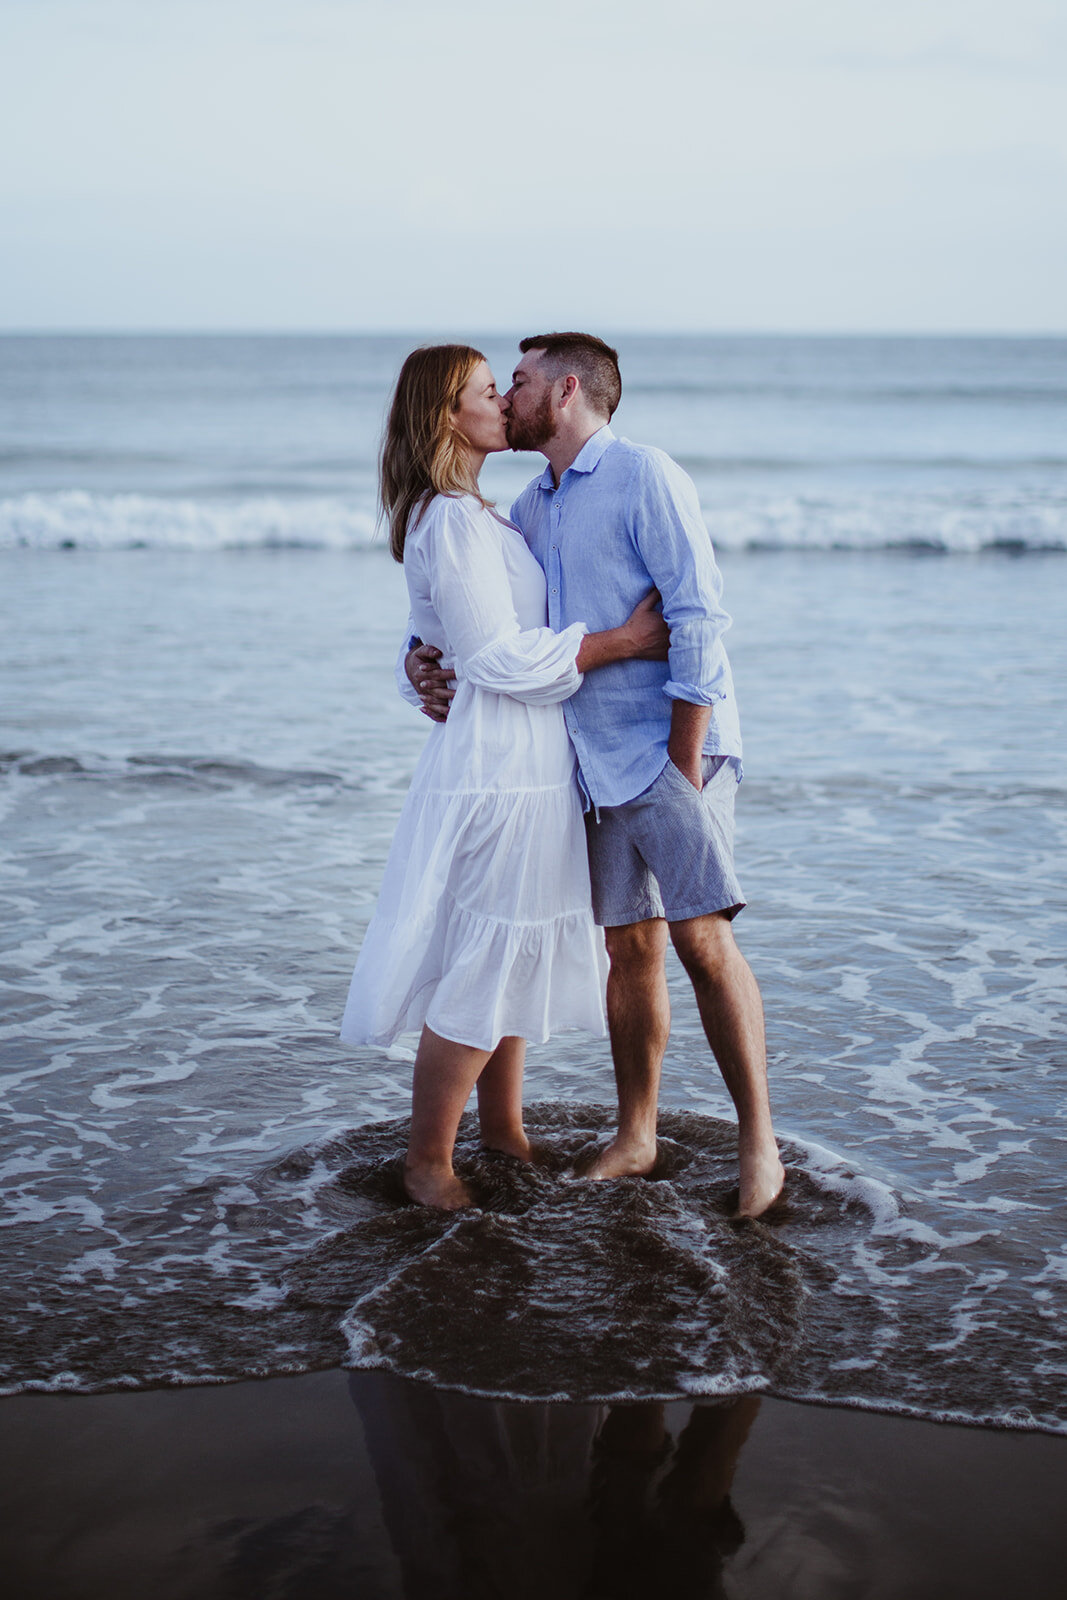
[2,549,1065,1429]
[2,1101,1063,1431]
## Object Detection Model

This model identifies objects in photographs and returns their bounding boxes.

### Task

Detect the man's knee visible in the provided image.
[669,910,737,980]
[605,917,669,972]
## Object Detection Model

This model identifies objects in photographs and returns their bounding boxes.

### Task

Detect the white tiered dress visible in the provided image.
[341,494,608,1052]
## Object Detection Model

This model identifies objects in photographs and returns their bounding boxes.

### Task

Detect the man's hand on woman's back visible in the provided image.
[405,641,456,723]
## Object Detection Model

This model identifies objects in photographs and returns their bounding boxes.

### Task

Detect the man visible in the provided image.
[406,333,784,1219]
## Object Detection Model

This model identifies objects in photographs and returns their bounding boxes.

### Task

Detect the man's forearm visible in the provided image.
[667,699,712,789]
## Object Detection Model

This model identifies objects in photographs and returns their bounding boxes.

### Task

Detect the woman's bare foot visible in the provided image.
[735,1148,786,1219]
[402,1161,473,1210]
[481,1130,534,1162]
[481,1134,559,1168]
[582,1134,658,1180]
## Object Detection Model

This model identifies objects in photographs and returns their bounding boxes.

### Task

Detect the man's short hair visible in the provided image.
[518,332,622,420]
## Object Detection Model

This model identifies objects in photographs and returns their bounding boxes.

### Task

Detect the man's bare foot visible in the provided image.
[582,1135,658,1181]
[402,1161,473,1210]
[735,1149,786,1220]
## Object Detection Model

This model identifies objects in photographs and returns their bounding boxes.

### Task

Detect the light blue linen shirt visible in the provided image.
[509,426,742,809]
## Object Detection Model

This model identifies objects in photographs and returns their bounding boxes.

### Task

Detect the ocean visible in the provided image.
[1,334,1065,1433]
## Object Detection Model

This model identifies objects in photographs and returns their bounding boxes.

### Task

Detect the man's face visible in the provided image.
[504,351,557,453]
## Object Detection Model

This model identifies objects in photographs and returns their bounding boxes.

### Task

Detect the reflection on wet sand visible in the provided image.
[349,1370,759,1598]
[3,1368,1066,1599]
[590,1399,757,1597]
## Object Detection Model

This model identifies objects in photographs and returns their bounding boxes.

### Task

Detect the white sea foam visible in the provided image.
[791,1138,901,1227]
[0,491,380,551]
[3,486,1066,553]
[60,1248,122,1282]
[704,487,1067,552]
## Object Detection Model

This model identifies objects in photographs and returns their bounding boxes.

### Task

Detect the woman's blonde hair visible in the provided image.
[380,344,490,562]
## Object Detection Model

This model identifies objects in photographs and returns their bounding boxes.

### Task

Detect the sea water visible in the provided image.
[1,335,1065,1429]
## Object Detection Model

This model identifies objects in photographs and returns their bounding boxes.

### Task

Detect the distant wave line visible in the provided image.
[0,750,349,790]
[625,382,1067,404]
[5,750,1061,805]
[677,454,1067,472]
[0,448,374,475]
[0,447,186,467]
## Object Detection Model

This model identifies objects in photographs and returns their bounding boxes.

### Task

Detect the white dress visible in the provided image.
[341,494,608,1052]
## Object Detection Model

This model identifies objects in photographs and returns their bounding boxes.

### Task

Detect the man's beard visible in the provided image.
[506,391,556,453]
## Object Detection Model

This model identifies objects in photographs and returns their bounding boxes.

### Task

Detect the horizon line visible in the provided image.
[2,326,1066,340]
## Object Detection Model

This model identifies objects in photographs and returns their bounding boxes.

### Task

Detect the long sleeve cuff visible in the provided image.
[463,621,587,705]
[395,632,423,710]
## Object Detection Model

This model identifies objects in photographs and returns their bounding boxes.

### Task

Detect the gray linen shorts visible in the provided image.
[585,754,746,928]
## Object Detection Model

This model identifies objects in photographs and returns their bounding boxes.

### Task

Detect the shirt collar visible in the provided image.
[536,425,616,491]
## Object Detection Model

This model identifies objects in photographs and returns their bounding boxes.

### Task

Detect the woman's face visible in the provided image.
[451,360,509,457]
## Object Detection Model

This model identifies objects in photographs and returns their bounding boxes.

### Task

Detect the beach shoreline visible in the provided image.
[3,1367,1065,1598]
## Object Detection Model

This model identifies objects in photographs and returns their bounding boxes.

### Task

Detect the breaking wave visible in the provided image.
[3,487,1065,553]
[0,491,380,551]
[704,488,1067,553]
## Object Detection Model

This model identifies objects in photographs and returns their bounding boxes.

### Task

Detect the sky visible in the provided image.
[1,0,1065,332]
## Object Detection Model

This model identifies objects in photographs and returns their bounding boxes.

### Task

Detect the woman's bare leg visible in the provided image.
[405,1025,491,1209]
[476,1035,531,1160]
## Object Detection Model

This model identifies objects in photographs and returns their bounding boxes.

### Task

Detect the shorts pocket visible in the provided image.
[665,756,704,794]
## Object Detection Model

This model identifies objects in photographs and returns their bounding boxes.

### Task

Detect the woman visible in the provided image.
[341,346,667,1209]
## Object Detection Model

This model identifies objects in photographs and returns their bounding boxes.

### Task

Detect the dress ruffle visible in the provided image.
[341,772,608,1051]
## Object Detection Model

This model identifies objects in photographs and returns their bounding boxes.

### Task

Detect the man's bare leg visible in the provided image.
[475,1035,533,1161]
[669,912,784,1218]
[405,1026,491,1209]
[587,917,671,1179]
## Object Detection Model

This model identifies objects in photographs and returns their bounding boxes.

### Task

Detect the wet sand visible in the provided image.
[2,1369,1065,1599]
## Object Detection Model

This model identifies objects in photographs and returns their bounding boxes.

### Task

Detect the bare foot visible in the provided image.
[735,1149,786,1220]
[481,1131,534,1162]
[403,1161,473,1210]
[481,1134,557,1167]
[583,1135,658,1181]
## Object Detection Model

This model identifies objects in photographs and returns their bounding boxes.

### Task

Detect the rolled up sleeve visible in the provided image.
[631,454,733,705]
